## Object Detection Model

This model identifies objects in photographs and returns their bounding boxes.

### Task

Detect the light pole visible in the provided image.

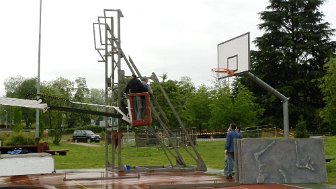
[4,110,7,129]
[36,0,42,141]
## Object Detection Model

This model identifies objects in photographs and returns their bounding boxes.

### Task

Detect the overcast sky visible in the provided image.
[0,0,335,96]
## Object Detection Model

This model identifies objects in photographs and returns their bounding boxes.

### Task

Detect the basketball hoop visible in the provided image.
[211,68,235,77]
[216,32,250,79]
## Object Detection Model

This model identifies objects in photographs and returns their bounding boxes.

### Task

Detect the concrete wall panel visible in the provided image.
[236,138,327,184]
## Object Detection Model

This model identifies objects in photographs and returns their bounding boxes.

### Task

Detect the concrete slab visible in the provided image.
[1,170,334,188]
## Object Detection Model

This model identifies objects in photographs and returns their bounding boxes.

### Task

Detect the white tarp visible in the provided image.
[0,153,55,176]
[0,97,48,112]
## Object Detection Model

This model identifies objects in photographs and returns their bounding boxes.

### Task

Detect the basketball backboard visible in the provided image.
[215,32,250,79]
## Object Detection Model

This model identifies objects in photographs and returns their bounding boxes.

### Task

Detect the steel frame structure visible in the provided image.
[93,9,206,172]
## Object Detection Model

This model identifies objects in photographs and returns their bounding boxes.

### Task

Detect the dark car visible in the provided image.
[73,130,101,143]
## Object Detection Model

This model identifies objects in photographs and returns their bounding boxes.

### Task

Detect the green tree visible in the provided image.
[294,115,309,138]
[320,58,336,133]
[3,76,25,129]
[69,77,91,127]
[209,81,263,131]
[177,76,196,109]
[88,88,106,125]
[41,77,74,144]
[182,85,211,133]
[245,0,336,130]
[3,76,36,129]
[16,78,37,128]
[151,77,195,128]
[232,82,264,127]
[89,88,105,105]
[74,77,90,101]
[159,73,168,82]
[208,85,232,131]
[151,80,179,128]
[4,75,25,97]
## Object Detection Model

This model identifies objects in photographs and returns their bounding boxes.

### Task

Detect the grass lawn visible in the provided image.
[50,136,336,184]
[325,136,336,184]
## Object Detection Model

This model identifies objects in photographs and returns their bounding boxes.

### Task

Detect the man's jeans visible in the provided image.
[224,152,234,176]
[134,96,143,120]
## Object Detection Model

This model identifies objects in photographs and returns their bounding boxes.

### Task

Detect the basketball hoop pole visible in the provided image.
[243,72,289,138]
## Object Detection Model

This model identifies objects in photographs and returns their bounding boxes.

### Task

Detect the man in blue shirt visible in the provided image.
[224,123,241,179]
[141,77,152,94]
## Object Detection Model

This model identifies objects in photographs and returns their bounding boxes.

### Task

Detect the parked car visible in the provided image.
[73,130,101,143]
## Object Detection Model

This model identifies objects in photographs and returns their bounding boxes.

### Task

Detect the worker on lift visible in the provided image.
[125,74,146,120]
[141,76,153,95]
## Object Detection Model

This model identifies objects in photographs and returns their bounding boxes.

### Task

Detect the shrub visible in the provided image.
[295,116,309,138]
[0,132,11,143]
[3,132,35,146]
[12,124,24,133]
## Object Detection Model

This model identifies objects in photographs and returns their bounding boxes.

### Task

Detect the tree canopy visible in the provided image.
[320,58,336,134]
[243,0,336,131]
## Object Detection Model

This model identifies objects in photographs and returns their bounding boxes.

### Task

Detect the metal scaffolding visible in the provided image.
[93,9,206,173]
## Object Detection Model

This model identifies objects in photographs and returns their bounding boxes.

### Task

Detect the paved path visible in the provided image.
[197,137,226,142]
[69,142,100,147]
